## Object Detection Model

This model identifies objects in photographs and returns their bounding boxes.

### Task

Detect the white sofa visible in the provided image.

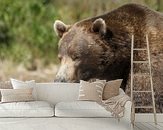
[0,83,132,130]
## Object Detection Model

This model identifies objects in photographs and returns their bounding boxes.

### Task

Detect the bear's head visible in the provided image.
[53,18,130,82]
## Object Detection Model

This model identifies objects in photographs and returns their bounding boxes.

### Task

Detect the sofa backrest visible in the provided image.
[36,83,79,105]
[36,83,125,105]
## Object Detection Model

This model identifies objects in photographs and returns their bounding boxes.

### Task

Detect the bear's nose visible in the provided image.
[54,77,67,82]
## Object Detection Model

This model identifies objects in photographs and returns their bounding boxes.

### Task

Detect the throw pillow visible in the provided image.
[103,79,123,100]
[1,88,34,103]
[78,80,106,102]
[0,81,13,101]
[10,78,37,100]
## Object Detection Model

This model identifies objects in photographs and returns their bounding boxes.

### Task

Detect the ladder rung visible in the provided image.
[133,73,150,76]
[133,91,152,93]
[133,48,147,51]
[135,106,153,109]
[133,61,148,63]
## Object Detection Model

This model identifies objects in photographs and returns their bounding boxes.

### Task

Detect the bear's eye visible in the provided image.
[71,55,80,61]
[58,55,62,61]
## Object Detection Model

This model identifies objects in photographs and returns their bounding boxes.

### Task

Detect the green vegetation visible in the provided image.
[0,0,60,69]
[0,0,162,70]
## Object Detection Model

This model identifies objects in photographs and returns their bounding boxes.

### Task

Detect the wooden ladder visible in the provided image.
[130,34,157,125]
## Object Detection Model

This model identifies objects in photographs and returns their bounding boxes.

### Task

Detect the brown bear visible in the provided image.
[53,3,163,112]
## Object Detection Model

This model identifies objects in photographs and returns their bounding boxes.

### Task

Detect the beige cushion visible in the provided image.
[78,80,106,102]
[0,81,13,101]
[0,81,13,89]
[1,88,34,103]
[103,79,123,100]
[10,78,37,100]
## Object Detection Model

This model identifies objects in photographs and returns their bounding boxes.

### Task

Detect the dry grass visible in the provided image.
[0,60,59,82]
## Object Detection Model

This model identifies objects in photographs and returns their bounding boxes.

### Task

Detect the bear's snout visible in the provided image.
[54,77,67,82]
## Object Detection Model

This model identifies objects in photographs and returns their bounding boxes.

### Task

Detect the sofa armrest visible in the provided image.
[123,101,132,122]
[117,101,132,129]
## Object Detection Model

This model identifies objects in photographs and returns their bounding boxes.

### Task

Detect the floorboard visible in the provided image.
[149,123,163,130]
[135,122,152,130]
[134,122,163,130]
[133,125,141,130]
[144,122,161,130]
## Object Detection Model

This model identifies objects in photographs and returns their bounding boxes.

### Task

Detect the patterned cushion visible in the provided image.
[1,88,34,103]
[78,80,106,102]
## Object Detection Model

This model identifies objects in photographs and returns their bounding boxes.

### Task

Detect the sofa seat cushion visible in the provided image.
[55,101,112,117]
[0,101,54,117]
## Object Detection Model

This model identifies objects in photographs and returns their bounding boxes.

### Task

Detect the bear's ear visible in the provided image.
[54,20,70,38]
[92,18,106,36]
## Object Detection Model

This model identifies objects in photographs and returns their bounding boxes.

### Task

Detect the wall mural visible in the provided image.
[54,4,163,113]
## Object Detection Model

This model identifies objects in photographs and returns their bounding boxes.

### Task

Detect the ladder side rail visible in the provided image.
[131,35,134,103]
[131,34,135,126]
[146,34,157,124]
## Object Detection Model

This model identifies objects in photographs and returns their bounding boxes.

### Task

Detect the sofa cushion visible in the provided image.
[55,101,112,117]
[10,78,37,100]
[78,80,106,102]
[103,79,123,100]
[0,81,13,101]
[0,101,54,117]
[1,88,34,103]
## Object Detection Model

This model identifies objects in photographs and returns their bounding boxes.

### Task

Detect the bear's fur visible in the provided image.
[54,4,163,112]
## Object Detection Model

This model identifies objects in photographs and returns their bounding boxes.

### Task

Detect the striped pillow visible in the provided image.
[78,80,106,102]
[0,81,13,101]
[1,88,34,103]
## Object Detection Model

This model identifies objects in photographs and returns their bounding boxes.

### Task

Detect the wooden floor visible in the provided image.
[133,114,163,130]
[134,122,163,130]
